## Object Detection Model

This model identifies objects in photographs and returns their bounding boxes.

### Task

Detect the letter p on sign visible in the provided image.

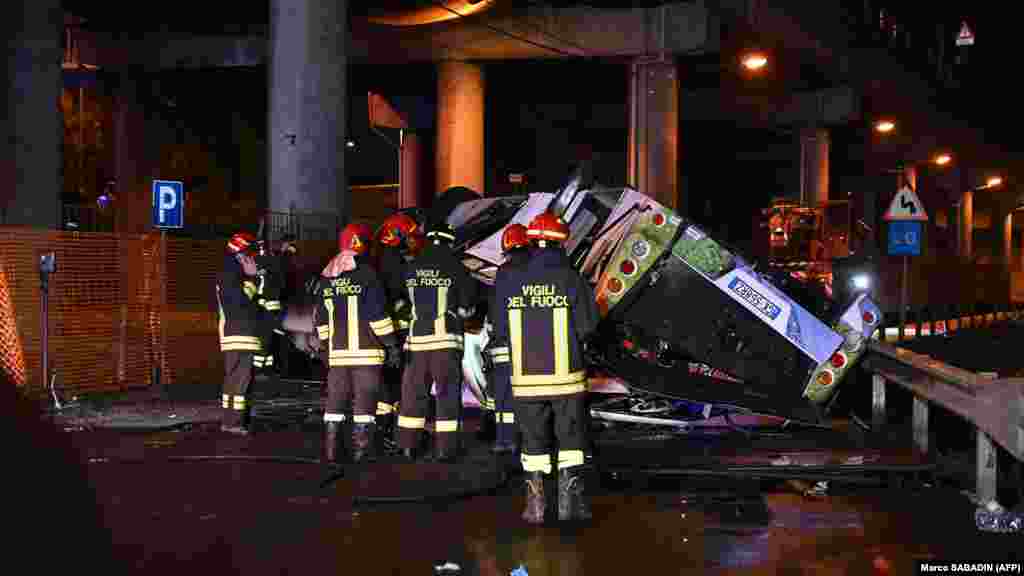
[152,180,184,228]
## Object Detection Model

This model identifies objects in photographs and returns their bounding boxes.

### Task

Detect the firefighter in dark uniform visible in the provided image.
[374,212,421,449]
[252,239,284,384]
[215,232,265,434]
[275,234,299,379]
[315,223,401,465]
[492,212,600,523]
[484,223,532,453]
[398,222,477,462]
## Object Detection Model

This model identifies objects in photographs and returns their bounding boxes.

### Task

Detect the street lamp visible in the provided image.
[874,120,896,134]
[741,51,768,71]
[986,176,1003,188]
[933,153,952,166]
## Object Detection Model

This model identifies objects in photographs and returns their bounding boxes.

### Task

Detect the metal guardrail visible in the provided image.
[863,337,1024,503]
[54,204,344,241]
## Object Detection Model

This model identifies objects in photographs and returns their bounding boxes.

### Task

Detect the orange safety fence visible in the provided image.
[0,226,341,397]
[0,264,27,386]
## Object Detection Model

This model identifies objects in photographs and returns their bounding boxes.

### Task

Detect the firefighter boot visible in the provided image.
[352,423,374,464]
[558,466,592,522]
[376,414,398,455]
[322,422,342,468]
[522,472,546,524]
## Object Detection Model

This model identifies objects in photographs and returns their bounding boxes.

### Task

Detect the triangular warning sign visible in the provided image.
[884,185,928,221]
[956,21,975,46]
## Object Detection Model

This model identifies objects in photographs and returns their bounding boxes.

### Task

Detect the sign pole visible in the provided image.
[900,255,908,336]
[160,227,167,394]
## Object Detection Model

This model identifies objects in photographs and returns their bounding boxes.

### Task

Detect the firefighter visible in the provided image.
[492,212,600,523]
[216,231,264,434]
[314,223,401,466]
[275,234,299,379]
[252,238,284,386]
[398,221,477,462]
[483,223,532,453]
[374,212,421,449]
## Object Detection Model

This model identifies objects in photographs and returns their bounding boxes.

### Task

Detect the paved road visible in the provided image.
[11,411,1013,575]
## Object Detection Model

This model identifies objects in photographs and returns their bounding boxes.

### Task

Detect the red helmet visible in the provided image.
[227,232,257,254]
[501,223,530,253]
[527,212,569,243]
[338,223,372,255]
[378,213,419,248]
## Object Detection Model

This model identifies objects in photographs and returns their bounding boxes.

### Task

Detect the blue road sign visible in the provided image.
[152,180,184,228]
[887,220,922,256]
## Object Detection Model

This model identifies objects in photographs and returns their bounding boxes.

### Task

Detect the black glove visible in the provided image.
[482,348,494,373]
[384,344,402,370]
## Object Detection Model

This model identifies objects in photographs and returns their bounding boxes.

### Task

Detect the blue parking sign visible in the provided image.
[887,221,922,256]
[152,180,184,228]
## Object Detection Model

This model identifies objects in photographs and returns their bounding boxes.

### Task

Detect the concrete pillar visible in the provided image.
[628,59,679,210]
[399,130,423,209]
[800,128,830,206]
[268,0,348,228]
[1004,211,1014,270]
[960,190,973,260]
[436,60,484,196]
[1019,214,1024,271]
[113,76,159,234]
[3,0,62,228]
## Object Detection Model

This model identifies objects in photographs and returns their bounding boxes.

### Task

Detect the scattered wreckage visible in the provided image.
[283,172,881,432]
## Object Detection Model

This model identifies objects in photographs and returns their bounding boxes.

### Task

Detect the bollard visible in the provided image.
[872,374,886,431]
[976,430,998,504]
[913,397,929,454]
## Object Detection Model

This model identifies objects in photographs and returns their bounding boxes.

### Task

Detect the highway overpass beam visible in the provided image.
[268,0,348,226]
[436,61,485,196]
[628,59,679,210]
[3,0,62,228]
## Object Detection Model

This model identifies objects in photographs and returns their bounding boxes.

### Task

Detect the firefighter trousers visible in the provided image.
[222,351,255,427]
[376,330,406,417]
[398,348,463,454]
[324,366,379,425]
[489,362,516,446]
[515,393,587,475]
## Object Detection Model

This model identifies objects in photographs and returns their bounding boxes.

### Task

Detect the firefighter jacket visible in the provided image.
[403,242,478,353]
[378,247,412,331]
[486,248,531,367]
[216,255,263,352]
[315,261,398,367]
[254,253,283,314]
[492,247,600,399]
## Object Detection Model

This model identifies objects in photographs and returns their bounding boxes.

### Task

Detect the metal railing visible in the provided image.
[62,203,116,232]
[863,318,1024,504]
[54,204,344,241]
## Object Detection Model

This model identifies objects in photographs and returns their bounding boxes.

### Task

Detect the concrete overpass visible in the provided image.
[4,0,1008,256]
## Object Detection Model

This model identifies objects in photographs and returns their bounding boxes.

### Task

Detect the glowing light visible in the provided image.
[874,120,895,133]
[741,52,768,71]
[987,176,1003,188]
[346,140,356,149]
[933,153,952,166]
[366,0,496,26]
[851,274,870,290]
